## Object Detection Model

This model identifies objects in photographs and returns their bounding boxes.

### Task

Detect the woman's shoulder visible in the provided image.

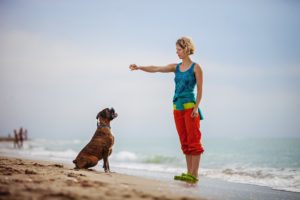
[157,63,178,73]
[193,62,201,68]
[170,63,180,72]
[193,62,203,73]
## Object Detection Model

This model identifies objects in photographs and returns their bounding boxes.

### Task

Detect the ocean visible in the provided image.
[0,135,299,194]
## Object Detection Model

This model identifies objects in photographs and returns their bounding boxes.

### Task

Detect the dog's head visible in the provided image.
[96,107,118,121]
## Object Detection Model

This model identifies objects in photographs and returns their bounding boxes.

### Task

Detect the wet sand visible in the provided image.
[0,156,205,200]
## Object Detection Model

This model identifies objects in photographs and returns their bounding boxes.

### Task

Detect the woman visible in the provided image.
[129,37,204,183]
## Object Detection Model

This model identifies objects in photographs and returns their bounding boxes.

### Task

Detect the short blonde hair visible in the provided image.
[176,37,195,55]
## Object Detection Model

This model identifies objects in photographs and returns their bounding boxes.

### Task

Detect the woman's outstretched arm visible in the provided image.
[129,63,177,73]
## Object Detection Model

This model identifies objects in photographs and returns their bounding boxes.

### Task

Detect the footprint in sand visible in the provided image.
[122,193,132,198]
[105,190,114,196]
[132,190,150,199]
[17,162,25,165]
[65,179,78,186]
[66,172,86,178]
[42,192,74,200]
[80,180,94,187]
[67,172,78,178]
[33,179,43,184]
[33,163,45,167]
[0,187,10,196]
[13,178,33,183]
[79,180,105,188]
[25,169,38,175]
[0,166,22,175]
[48,164,64,168]
[152,196,172,200]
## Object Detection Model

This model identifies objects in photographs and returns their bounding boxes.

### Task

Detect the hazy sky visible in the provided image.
[0,0,300,139]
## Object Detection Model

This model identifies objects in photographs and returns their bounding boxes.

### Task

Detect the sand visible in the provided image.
[0,156,205,200]
[1,155,300,200]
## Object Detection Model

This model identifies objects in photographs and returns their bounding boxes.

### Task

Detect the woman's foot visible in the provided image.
[174,173,198,183]
[181,173,198,182]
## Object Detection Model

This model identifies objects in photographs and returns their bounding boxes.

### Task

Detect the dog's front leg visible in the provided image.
[103,156,110,173]
[106,159,110,172]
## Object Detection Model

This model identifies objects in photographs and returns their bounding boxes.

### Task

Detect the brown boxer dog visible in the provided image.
[73,108,117,172]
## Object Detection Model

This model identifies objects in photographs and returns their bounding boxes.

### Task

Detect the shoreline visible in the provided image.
[0,155,205,200]
[1,139,299,195]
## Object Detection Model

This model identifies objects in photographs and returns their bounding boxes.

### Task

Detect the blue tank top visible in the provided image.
[173,62,196,105]
[173,62,204,120]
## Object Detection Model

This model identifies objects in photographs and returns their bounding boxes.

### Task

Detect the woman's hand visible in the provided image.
[129,64,139,71]
[191,107,199,118]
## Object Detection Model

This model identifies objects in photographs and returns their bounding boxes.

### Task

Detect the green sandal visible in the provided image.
[174,173,198,183]
[181,173,199,182]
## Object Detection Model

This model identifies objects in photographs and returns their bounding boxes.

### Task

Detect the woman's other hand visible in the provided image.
[191,107,199,118]
[129,64,139,71]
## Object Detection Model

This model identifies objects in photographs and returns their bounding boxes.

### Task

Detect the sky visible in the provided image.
[0,0,300,140]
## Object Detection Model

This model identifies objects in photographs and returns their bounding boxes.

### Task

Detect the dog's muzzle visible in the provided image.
[110,108,118,120]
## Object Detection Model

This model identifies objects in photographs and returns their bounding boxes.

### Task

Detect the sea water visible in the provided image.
[0,135,299,193]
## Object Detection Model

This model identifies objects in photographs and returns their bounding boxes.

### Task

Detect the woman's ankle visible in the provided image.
[190,172,198,178]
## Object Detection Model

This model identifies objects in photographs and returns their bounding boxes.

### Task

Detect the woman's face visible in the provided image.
[176,45,186,59]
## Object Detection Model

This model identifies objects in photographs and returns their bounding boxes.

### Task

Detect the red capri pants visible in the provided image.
[173,108,204,155]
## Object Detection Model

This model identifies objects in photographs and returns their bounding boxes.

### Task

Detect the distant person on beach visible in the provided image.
[129,37,204,183]
[13,129,19,148]
[18,127,24,148]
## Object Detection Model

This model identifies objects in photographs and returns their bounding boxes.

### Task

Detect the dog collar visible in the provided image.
[97,123,111,129]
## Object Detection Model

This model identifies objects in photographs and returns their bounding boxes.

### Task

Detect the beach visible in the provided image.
[0,156,206,200]
[1,138,300,200]
[1,155,300,200]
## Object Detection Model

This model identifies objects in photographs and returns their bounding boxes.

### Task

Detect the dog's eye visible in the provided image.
[100,111,107,118]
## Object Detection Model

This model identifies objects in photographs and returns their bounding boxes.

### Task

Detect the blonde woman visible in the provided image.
[129,37,204,183]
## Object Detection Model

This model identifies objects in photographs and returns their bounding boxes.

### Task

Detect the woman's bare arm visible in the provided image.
[129,63,177,73]
[194,63,203,108]
[191,63,203,117]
